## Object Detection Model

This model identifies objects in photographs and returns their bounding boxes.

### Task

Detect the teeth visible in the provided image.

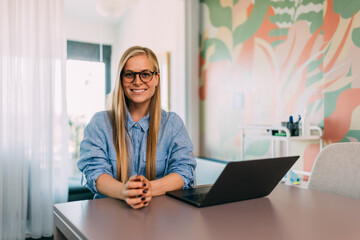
[132,89,145,92]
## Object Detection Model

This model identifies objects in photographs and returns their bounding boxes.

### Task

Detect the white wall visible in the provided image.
[115,0,186,121]
[185,0,200,155]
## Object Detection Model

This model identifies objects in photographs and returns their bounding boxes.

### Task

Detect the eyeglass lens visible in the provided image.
[122,71,155,83]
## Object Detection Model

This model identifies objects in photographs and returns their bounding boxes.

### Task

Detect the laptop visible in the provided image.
[166,156,299,207]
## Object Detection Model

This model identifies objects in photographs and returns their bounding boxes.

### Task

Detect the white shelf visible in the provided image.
[238,124,323,157]
[289,136,322,141]
[239,124,323,185]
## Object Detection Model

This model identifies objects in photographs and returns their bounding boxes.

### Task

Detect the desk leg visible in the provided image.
[55,227,68,240]
[54,211,82,240]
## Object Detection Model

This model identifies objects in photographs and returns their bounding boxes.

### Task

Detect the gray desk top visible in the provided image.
[54,184,360,240]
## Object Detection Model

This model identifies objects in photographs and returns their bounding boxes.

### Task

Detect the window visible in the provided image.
[66,40,111,174]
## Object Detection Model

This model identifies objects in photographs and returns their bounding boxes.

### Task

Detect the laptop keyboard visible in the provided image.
[183,193,208,203]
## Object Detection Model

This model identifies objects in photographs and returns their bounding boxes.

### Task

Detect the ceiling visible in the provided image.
[64,0,134,25]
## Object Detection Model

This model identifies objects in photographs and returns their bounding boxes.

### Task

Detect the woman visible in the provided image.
[78,46,196,209]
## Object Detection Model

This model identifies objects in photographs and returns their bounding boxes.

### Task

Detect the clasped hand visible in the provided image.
[122,175,152,209]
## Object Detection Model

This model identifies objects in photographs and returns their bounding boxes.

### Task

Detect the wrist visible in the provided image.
[117,182,126,200]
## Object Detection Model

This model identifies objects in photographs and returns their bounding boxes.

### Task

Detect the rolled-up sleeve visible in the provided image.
[78,114,113,194]
[166,117,197,190]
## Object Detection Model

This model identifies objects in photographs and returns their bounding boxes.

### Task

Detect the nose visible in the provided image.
[133,73,142,85]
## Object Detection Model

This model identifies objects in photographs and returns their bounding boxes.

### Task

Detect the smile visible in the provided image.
[131,89,146,93]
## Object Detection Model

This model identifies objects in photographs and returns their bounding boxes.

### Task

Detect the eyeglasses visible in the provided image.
[122,70,157,83]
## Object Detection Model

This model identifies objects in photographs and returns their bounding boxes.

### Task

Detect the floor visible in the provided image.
[26,236,53,240]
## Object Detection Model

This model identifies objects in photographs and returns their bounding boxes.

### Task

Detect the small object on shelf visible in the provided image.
[284,170,300,185]
[300,108,311,136]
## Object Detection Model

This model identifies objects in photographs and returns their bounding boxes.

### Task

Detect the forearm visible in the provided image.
[150,173,184,196]
[95,173,126,200]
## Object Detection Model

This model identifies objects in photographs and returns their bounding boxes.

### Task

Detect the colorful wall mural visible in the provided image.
[199,0,360,172]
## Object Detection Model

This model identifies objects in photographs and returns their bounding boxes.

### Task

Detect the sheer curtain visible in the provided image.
[0,0,69,239]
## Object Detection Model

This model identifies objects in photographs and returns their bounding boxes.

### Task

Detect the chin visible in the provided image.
[129,98,151,105]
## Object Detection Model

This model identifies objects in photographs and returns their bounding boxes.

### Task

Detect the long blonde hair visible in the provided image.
[107,46,161,183]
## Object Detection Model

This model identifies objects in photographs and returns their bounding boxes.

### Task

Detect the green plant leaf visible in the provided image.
[352,27,360,48]
[233,1,270,46]
[301,0,324,5]
[341,130,360,142]
[269,28,289,37]
[269,13,292,24]
[333,0,360,19]
[308,57,323,73]
[201,38,232,63]
[200,0,232,30]
[324,83,351,119]
[269,0,295,8]
[296,11,323,33]
[306,71,323,87]
[271,39,285,48]
[347,66,352,77]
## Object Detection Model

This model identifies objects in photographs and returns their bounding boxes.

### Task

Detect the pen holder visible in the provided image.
[281,121,299,136]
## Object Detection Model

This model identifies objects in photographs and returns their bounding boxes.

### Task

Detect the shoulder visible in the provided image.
[160,109,185,133]
[88,111,113,131]
[90,111,111,122]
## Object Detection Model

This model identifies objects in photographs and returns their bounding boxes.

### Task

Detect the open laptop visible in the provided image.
[166,156,299,207]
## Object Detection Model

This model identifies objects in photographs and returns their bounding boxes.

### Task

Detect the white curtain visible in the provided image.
[0,0,69,239]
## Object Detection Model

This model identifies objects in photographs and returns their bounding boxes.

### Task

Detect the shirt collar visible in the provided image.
[126,108,150,132]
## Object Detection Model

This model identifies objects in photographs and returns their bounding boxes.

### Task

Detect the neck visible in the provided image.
[128,101,150,122]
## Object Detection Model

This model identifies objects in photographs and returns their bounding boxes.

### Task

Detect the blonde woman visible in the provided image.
[78,46,196,209]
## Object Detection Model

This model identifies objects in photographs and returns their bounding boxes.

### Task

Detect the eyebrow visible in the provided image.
[123,69,153,72]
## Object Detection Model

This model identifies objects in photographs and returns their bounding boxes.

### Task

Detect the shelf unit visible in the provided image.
[238,125,323,184]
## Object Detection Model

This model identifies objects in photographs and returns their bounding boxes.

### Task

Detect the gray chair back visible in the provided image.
[308,142,360,199]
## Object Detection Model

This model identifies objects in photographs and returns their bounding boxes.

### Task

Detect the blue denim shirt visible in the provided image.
[78,110,196,199]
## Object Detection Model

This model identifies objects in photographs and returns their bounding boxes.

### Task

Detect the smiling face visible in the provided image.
[122,54,159,112]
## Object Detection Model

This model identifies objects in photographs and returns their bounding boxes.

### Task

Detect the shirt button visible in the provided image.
[135,123,138,127]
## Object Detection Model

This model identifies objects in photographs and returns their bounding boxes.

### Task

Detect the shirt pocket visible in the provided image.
[155,151,168,178]
[142,150,168,178]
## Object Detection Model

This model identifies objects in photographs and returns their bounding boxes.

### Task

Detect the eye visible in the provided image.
[123,72,134,78]
[141,71,151,78]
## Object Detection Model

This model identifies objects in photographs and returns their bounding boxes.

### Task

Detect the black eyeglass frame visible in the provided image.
[121,70,158,83]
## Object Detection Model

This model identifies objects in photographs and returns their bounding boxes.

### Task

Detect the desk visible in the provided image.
[54,185,360,240]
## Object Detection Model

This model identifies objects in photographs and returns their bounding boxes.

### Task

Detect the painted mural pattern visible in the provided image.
[199,0,360,170]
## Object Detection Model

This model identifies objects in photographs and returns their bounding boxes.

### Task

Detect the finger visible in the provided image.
[134,175,148,187]
[127,181,146,189]
[137,201,150,208]
[130,201,148,210]
[128,175,139,181]
[135,175,146,182]
[137,178,150,189]
[125,196,144,206]
[134,197,151,209]
[124,176,140,189]
[142,196,152,203]
[126,189,145,198]
[140,188,152,198]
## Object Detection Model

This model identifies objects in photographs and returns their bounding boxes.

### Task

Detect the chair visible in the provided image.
[308,142,360,199]
[68,173,94,202]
